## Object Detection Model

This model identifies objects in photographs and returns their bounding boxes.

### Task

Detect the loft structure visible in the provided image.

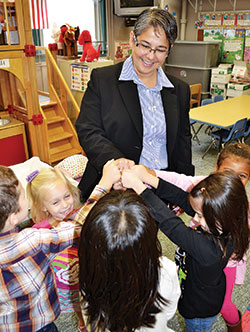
[0,0,82,165]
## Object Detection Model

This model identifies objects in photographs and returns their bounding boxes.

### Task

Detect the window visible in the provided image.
[42,0,96,47]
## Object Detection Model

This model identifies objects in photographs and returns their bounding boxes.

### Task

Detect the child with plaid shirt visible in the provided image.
[0,160,120,332]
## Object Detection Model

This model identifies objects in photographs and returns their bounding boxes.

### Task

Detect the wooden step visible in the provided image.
[48,132,73,144]
[50,148,82,164]
[47,116,65,125]
[40,100,58,109]
[43,108,57,118]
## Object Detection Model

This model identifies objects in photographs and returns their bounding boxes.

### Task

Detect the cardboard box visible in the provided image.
[231,60,250,82]
[210,84,227,99]
[211,90,227,99]
[211,74,231,83]
[227,82,250,97]
[210,83,228,89]
[212,64,233,75]
[228,82,250,90]
[212,68,231,75]
[218,63,233,69]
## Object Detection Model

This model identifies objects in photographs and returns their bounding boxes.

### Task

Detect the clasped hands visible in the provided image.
[102,158,158,194]
[111,158,152,192]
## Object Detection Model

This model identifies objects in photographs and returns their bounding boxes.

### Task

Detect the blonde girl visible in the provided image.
[27,168,87,332]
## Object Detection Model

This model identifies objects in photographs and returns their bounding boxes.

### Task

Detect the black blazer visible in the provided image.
[76,61,194,199]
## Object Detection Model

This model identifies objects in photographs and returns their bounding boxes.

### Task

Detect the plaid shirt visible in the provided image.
[0,185,107,332]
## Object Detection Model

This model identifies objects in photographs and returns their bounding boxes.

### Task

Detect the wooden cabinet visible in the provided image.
[0,115,28,166]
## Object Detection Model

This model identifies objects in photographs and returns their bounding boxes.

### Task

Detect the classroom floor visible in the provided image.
[55,124,250,331]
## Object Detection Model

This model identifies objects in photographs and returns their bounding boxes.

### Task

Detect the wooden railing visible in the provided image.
[36,46,80,118]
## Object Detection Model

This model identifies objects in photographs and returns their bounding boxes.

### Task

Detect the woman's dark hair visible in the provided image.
[134,8,177,46]
[78,190,165,332]
[0,166,20,232]
[190,172,249,261]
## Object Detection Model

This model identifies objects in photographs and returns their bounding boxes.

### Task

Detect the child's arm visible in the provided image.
[98,159,121,191]
[122,166,194,216]
[155,170,204,191]
[122,168,221,263]
[75,159,120,224]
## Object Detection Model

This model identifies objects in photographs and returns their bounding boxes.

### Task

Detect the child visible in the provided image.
[78,190,181,332]
[147,143,250,329]
[27,168,88,332]
[0,161,120,332]
[121,168,250,332]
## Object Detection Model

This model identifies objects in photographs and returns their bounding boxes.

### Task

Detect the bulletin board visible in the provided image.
[196,12,250,63]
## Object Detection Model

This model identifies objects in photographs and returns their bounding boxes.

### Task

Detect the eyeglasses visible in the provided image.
[134,36,169,56]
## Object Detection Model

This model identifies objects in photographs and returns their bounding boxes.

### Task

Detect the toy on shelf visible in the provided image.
[78,30,101,62]
[58,24,80,57]
[64,25,79,57]
[58,25,68,55]
[51,22,60,43]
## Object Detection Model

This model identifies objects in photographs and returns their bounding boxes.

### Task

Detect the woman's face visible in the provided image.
[129,26,170,81]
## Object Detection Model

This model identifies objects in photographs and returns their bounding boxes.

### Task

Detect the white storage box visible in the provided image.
[228,82,250,91]
[211,74,231,84]
[210,83,227,97]
[212,67,232,75]
[227,83,250,97]
[210,83,228,89]
[231,61,250,82]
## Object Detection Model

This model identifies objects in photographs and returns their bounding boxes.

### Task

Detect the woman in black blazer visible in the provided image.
[76,8,194,200]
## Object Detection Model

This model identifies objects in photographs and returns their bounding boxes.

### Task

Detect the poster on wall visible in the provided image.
[114,42,131,60]
[236,13,250,27]
[244,30,250,64]
[203,29,223,61]
[71,64,90,92]
[203,13,223,27]
[222,13,236,28]
[221,29,245,63]
[203,28,224,41]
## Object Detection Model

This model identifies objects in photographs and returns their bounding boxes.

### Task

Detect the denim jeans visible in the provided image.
[184,315,218,332]
[36,322,58,332]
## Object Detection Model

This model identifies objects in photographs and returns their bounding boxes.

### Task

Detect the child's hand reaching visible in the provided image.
[113,158,135,191]
[129,165,151,183]
[121,168,147,194]
[124,165,159,190]
[99,159,121,192]
[115,158,135,171]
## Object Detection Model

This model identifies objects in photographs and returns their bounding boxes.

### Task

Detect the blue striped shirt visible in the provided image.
[119,56,174,170]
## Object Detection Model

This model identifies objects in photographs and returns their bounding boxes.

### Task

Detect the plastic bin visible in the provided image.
[167,41,221,68]
[165,64,212,93]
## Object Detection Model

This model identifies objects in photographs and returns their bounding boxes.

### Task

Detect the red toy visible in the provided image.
[78,30,101,62]
[58,25,68,55]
